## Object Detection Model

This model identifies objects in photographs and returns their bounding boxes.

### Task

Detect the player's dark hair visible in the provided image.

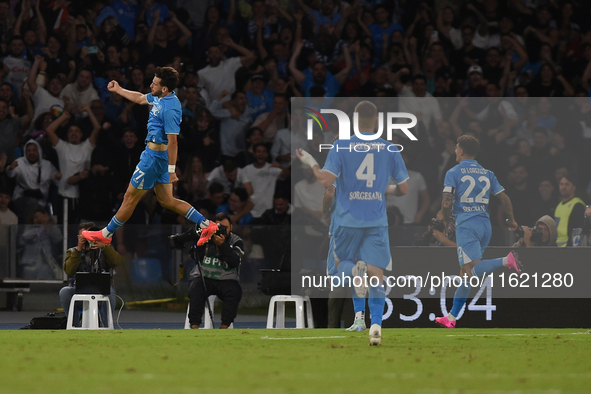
[457,135,480,157]
[154,66,179,92]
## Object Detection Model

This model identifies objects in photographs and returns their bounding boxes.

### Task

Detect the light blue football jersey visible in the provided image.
[145,92,182,145]
[443,159,504,226]
[323,135,409,228]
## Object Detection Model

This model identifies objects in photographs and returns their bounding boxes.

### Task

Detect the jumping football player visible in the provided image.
[82,67,217,247]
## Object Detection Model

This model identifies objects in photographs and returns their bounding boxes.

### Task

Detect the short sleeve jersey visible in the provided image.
[443,159,504,226]
[145,92,182,144]
[323,136,409,228]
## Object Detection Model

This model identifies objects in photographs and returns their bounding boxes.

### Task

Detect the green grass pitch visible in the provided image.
[2,328,590,393]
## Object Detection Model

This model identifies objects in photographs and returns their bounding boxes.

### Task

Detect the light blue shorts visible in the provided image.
[130,148,169,190]
[455,216,491,266]
[332,226,392,270]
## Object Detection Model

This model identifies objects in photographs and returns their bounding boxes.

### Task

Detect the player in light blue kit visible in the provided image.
[435,135,522,329]
[82,67,217,247]
[298,101,409,345]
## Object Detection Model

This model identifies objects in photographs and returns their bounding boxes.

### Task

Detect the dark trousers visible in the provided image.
[188,277,242,327]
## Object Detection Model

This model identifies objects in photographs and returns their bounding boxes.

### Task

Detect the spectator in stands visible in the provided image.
[2,36,30,95]
[555,174,586,247]
[530,178,559,221]
[253,192,292,225]
[216,187,253,225]
[27,55,65,130]
[245,73,274,121]
[243,143,289,218]
[241,126,265,166]
[0,187,17,225]
[19,208,62,280]
[209,90,253,164]
[6,139,60,221]
[112,128,142,203]
[252,93,290,143]
[61,67,100,109]
[386,153,430,224]
[289,40,352,97]
[179,156,209,205]
[45,107,101,223]
[198,40,255,100]
[294,163,324,221]
[0,94,33,165]
[207,159,251,197]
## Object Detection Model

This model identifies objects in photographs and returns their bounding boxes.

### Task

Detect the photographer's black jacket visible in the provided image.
[189,233,244,281]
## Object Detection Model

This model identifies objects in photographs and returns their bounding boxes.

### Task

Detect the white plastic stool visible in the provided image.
[266,295,314,329]
[66,294,113,330]
[184,296,233,329]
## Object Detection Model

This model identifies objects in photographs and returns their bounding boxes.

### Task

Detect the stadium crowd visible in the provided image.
[0,0,590,249]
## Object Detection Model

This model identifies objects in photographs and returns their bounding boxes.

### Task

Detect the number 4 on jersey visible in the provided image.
[356,153,376,187]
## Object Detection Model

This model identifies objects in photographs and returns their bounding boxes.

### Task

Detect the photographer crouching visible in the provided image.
[169,213,244,329]
[59,222,122,323]
[512,215,557,247]
[415,212,457,247]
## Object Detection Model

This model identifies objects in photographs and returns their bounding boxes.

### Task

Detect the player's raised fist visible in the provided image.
[107,80,120,92]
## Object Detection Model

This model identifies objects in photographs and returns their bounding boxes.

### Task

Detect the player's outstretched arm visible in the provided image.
[108,80,148,105]
[495,191,518,230]
[296,148,336,187]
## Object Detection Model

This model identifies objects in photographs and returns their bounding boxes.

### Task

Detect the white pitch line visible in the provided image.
[260,335,347,340]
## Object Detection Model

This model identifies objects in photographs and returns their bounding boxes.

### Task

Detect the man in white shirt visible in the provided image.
[395,74,442,130]
[197,39,255,100]
[386,153,430,224]
[207,159,252,196]
[0,188,18,225]
[294,164,324,220]
[61,68,100,109]
[243,143,289,218]
[1,36,30,95]
[45,107,101,221]
[252,93,290,143]
[27,55,64,129]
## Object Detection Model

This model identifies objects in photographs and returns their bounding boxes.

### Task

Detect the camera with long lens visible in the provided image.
[514,226,544,244]
[215,223,227,237]
[414,219,446,246]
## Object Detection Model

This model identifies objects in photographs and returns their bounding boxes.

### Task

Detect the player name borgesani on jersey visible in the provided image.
[349,191,383,201]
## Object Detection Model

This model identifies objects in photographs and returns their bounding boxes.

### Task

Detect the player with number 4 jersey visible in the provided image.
[298,100,409,345]
[435,135,522,329]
